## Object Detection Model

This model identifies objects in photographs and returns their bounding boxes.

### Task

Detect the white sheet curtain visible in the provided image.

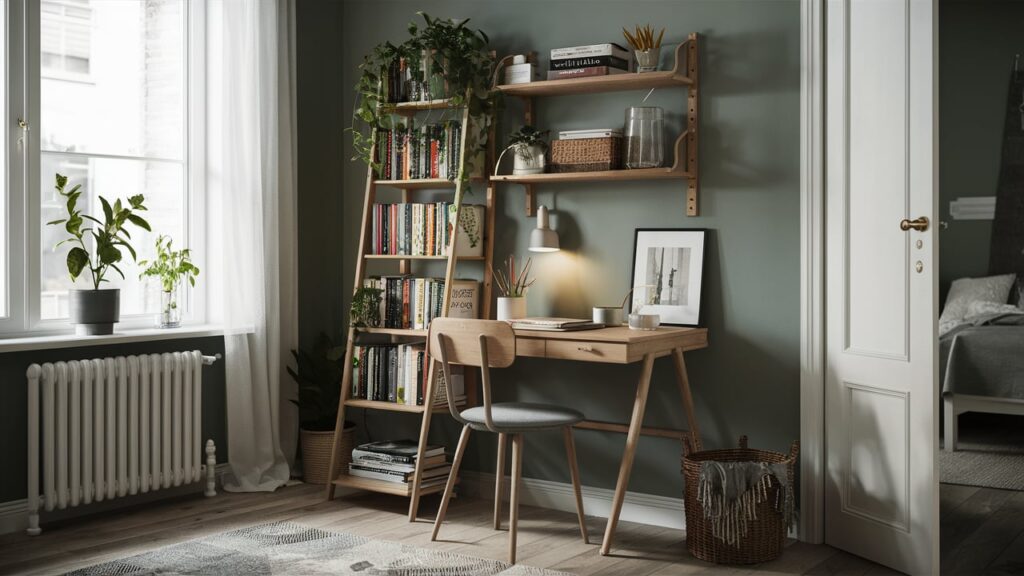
[207,0,298,492]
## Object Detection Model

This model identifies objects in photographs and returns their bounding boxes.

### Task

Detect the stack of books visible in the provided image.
[370,203,485,257]
[547,43,632,80]
[348,440,452,489]
[558,128,623,140]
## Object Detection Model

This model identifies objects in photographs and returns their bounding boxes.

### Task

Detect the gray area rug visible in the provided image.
[65,521,570,576]
[941,413,1024,490]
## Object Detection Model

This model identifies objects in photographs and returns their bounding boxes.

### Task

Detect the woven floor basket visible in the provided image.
[682,436,799,564]
[301,424,356,485]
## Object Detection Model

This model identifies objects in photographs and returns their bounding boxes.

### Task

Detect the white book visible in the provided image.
[559,129,623,140]
[551,43,631,60]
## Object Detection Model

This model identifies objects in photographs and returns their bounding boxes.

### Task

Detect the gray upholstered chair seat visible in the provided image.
[460,402,584,431]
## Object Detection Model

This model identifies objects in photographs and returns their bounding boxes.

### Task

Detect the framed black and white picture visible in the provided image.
[629,229,707,326]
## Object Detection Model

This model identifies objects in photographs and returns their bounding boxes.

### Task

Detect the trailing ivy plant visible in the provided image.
[47,173,151,290]
[351,12,497,187]
[138,235,200,293]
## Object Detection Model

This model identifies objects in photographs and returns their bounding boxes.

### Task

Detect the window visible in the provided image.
[0,0,204,334]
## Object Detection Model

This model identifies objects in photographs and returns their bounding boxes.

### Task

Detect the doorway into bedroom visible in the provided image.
[938,0,1024,571]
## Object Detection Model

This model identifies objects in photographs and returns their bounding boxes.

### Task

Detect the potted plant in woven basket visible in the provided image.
[288,333,356,485]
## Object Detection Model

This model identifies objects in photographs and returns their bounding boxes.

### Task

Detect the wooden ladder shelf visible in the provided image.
[325,92,497,521]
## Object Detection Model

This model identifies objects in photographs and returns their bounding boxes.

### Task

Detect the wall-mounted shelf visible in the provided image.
[492,33,700,216]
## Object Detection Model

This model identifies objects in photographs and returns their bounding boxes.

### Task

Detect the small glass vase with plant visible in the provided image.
[46,173,151,335]
[138,235,200,329]
[491,255,534,321]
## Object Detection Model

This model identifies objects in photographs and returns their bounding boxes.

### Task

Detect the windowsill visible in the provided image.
[0,324,225,354]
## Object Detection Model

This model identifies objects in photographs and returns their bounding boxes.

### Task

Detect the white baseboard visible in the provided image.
[0,463,231,536]
[458,471,686,530]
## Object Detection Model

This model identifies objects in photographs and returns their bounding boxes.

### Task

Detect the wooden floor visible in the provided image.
[0,483,1015,575]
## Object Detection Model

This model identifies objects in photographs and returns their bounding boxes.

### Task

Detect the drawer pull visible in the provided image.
[577,345,593,352]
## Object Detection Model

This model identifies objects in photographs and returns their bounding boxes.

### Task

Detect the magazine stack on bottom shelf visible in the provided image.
[348,440,453,489]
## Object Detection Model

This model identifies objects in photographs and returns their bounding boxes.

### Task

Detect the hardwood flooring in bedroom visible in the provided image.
[0,483,893,576]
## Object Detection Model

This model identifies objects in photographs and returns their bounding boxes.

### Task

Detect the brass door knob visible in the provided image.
[899,217,929,232]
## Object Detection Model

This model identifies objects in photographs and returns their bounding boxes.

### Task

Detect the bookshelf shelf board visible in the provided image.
[491,167,691,184]
[332,473,453,497]
[380,98,461,115]
[374,178,456,190]
[496,70,691,98]
[344,398,458,413]
[344,399,424,413]
[357,327,429,337]
[364,254,486,261]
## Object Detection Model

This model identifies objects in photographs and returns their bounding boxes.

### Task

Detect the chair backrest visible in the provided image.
[428,318,516,368]
[427,318,515,432]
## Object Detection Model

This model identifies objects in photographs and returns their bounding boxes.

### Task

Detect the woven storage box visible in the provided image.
[549,137,622,172]
[682,436,799,565]
[300,424,356,485]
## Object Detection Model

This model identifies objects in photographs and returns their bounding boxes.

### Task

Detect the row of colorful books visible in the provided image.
[362,276,479,330]
[374,121,462,182]
[371,202,486,258]
[348,440,452,488]
[353,344,466,407]
[547,42,632,80]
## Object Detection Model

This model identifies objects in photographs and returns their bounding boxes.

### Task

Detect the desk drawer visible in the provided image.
[546,340,628,363]
[515,338,547,358]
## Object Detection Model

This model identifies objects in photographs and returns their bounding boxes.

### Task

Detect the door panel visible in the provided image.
[825,0,938,574]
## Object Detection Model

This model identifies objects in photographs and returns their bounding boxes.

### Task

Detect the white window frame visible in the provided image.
[1,0,207,337]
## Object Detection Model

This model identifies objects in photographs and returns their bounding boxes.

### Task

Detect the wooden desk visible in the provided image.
[512,325,708,555]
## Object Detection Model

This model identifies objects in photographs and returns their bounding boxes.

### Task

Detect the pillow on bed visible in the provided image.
[939,274,1016,327]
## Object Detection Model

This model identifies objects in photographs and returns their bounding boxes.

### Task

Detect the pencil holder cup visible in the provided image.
[497,297,527,321]
[635,48,660,72]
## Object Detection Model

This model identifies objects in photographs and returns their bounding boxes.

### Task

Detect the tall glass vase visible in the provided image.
[159,282,181,328]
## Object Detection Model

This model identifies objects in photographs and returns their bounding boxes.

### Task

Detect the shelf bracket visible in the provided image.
[524,183,535,217]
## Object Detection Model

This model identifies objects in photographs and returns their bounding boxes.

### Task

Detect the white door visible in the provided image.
[824,0,939,574]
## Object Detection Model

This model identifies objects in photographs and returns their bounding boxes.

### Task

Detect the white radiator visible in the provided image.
[26,351,219,535]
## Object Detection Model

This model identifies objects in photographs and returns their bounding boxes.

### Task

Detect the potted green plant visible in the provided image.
[351,12,496,186]
[287,333,356,485]
[503,125,549,175]
[138,235,200,329]
[350,287,384,328]
[46,173,150,335]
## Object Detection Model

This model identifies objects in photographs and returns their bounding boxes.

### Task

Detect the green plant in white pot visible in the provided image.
[139,235,200,329]
[46,173,150,335]
[497,125,549,176]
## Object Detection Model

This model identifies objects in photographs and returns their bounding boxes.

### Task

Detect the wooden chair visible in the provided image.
[428,318,589,563]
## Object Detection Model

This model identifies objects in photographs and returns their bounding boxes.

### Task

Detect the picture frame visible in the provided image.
[629,229,707,326]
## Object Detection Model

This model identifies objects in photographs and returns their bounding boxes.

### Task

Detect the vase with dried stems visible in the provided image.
[490,255,534,321]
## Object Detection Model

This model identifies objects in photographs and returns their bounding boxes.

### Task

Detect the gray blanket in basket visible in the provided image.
[697,461,793,547]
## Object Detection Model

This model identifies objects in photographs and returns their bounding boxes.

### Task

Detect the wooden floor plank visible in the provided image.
[940,487,1016,566]
[0,482,904,576]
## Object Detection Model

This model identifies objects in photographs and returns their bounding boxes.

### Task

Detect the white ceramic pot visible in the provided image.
[496,297,527,321]
[513,144,546,175]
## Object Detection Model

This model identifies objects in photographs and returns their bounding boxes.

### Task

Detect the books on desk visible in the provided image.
[509,317,605,331]
[349,439,451,486]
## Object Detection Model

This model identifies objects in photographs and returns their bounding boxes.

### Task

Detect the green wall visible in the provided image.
[939,0,1024,300]
[321,0,802,500]
[297,0,347,348]
[0,336,227,503]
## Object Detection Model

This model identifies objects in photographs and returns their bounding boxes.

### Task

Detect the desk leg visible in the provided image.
[600,352,655,556]
[672,347,701,451]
